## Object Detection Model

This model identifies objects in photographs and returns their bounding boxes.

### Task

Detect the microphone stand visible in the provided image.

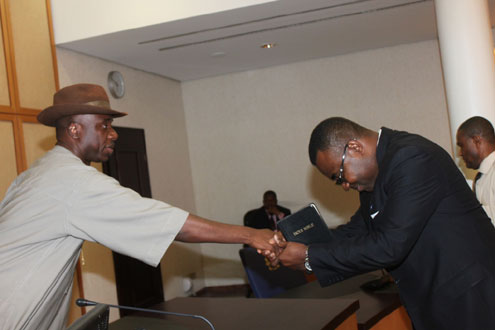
[76,298,215,330]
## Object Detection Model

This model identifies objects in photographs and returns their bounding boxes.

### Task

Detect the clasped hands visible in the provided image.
[253,230,308,271]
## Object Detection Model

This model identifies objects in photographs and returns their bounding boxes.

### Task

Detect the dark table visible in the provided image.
[275,272,411,330]
[109,296,360,330]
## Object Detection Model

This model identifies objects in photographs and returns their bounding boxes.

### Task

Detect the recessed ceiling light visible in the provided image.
[210,51,226,57]
[261,43,276,49]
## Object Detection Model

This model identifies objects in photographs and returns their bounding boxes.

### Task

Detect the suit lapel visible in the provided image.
[368,128,394,223]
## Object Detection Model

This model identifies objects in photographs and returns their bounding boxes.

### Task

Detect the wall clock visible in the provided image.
[107,71,125,99]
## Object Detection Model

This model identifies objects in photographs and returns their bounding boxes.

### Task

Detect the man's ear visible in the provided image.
[472,135,484,150]
[472,135,482,143]
[67,122,81,139]
[346,139,364,156]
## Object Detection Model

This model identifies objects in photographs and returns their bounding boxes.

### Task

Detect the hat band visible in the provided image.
[83,100,110,108]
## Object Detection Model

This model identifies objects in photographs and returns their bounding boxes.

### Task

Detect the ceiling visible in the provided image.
[57,0,495,82]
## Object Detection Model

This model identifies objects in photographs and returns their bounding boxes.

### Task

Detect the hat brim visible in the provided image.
[38,104,127,127]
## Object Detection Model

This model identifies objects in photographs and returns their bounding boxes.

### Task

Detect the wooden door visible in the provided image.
[102,126,164,317]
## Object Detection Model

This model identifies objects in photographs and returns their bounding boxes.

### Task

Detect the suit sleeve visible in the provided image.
[310,146,445,286]
[243,212,251,227]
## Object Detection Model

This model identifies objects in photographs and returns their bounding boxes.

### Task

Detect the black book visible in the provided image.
[277,203,331,244]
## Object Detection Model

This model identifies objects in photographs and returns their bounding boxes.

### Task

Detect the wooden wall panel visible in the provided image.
[0,11,9,107]
[0,119,18,199]
[22,120,55,167]
[91,162,103,172]
[8,0,56,110]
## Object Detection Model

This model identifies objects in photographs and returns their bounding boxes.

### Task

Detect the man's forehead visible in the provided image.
[456,133,471,144]
[317,148,339,160]
[315,149,339,170]
[74,113,114,121]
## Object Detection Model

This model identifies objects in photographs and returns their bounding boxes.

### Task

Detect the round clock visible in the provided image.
[107,71,125,99]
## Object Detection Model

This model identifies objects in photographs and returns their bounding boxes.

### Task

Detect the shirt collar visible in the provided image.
[479,151,495,174]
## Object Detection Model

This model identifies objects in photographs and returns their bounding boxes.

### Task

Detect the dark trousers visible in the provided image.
[417,275,495,330]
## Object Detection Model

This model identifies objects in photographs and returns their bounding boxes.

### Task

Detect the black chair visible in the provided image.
[239,247,307,298]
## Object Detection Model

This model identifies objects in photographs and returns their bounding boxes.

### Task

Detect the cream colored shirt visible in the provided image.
[475,151,495,226]
[0,146,188,330]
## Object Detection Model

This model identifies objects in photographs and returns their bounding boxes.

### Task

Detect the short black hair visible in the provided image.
[458,116,495,144]
[308,117,369,165]
[263,190,277,200]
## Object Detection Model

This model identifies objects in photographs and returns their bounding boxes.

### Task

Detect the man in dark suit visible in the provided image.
[279,117,495,329]
[244,190,291,230]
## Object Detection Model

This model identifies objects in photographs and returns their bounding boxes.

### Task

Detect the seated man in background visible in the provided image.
[244,190,291,231]
[0,84,278,330]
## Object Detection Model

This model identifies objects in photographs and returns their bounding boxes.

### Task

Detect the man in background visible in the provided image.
[244,190,291,231]
[0,84,278,330]
[279,117,495,329]
[456,116,495,225]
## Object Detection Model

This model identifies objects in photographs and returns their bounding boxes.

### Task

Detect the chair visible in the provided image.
[239,247,307,298]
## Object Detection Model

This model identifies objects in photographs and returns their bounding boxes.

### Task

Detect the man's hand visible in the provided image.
[279,242,307,271]
[260,231,287,266]
[266,205,284,218]
[272,231,287,248]
[247,228,280,262]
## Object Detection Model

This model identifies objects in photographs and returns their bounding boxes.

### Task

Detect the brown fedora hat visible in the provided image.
[37,83,127,127]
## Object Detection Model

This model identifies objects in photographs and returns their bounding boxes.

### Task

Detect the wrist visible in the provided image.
[244,227,256,246]
[304,247,313,274]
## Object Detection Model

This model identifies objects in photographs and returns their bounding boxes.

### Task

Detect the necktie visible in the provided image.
[271,214,278,230]
[473,172,482,195]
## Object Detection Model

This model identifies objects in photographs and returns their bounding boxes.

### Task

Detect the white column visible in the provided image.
[434,0,495,151]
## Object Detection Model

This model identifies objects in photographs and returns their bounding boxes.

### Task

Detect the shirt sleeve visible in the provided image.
[65,169,188,267]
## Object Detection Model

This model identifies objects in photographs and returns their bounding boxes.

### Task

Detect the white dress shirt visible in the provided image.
[475,151,495,226]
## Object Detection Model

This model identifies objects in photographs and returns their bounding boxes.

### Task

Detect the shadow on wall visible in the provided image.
[307,166,359,226]
[162,242,246,295]
[199,254,246,280]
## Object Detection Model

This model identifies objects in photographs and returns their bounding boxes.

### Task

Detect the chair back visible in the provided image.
[239,247,307,298]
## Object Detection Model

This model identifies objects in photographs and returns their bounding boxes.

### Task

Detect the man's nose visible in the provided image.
[341,182,350,191]
[109,127,118,141]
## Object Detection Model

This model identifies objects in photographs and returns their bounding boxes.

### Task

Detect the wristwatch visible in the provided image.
[304,248,313,274]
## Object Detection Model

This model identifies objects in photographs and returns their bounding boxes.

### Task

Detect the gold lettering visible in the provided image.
[293,229,303,236]
[303,223,315,231]
[292,223,315,236]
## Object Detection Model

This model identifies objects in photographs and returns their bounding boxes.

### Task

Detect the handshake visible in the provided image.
[248,229,309,272]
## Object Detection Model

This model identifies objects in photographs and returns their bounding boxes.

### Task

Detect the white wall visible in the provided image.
[182,39,450,286]
[56,48,203,321]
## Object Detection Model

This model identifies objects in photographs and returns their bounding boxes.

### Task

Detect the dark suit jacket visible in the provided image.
[244,205,291,230]
[310,128,495,329]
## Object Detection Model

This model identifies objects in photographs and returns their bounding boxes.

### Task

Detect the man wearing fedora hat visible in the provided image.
[0,84,279,330]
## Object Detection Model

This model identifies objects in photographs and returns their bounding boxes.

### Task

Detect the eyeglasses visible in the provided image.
[332,143,349,185]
